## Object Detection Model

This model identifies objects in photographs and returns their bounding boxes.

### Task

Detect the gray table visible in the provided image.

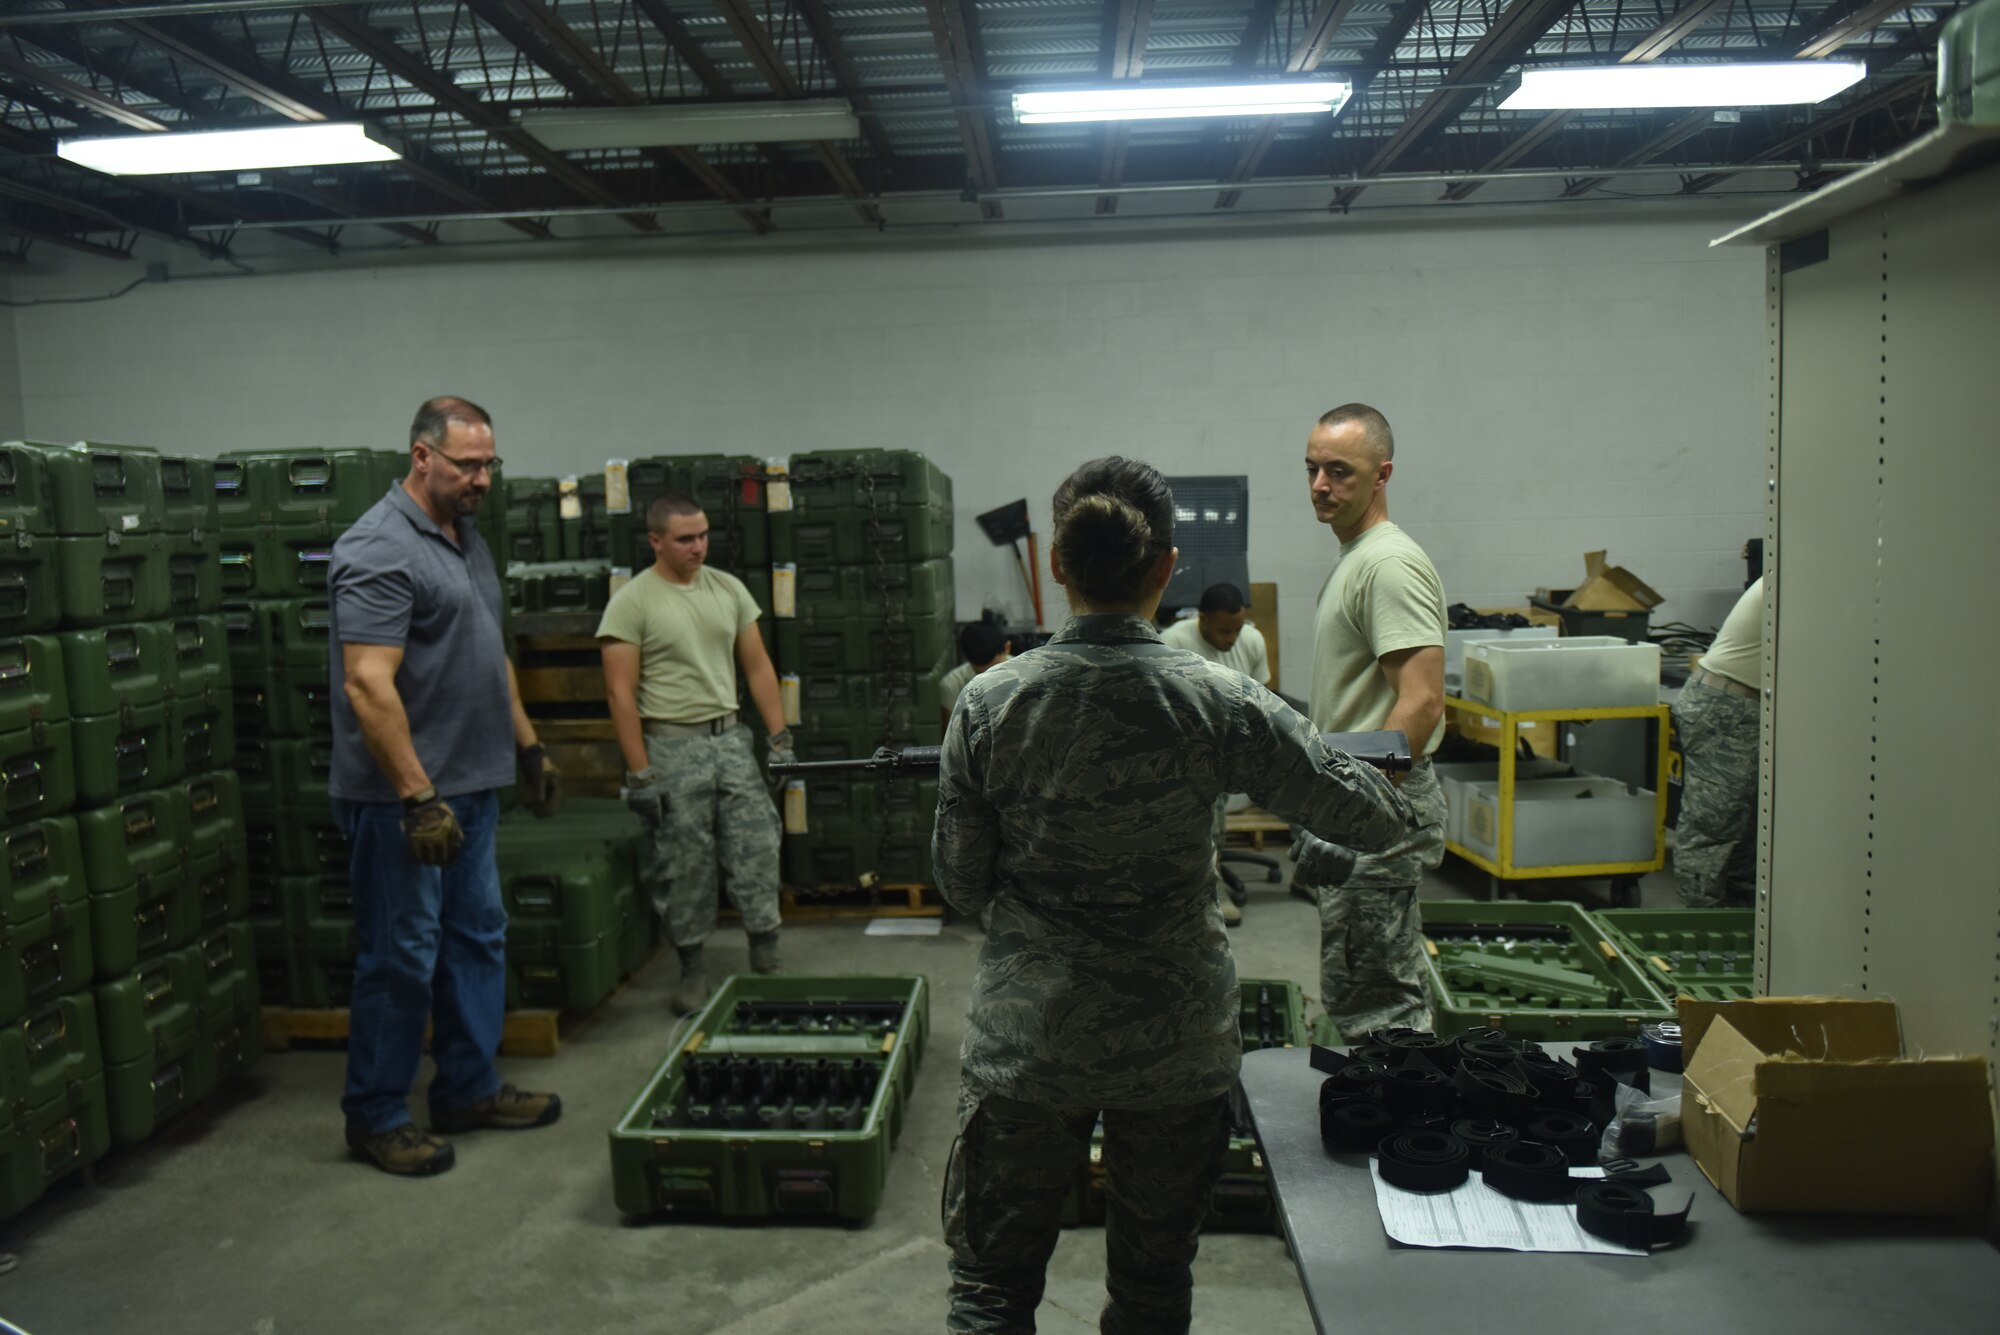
[1239,1046,2000,1335]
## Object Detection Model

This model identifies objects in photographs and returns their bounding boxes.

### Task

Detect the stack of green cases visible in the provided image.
[504,477,562,565]
[624,455,770,577]
[1062,978,1306,1232]
[610,974,929,1221]
[496,798,652,1012]
[1591,908,1756,1003]
[1416,900,1675,1040]
[773,450,954,891]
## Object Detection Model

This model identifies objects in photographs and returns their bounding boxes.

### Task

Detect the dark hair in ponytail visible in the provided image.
[1050,457,1175,606]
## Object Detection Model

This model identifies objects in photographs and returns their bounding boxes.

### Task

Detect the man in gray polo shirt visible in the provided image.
[329,395,563,1177]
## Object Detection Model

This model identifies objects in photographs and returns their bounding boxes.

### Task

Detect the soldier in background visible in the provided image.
[939,621,1012,721]
[1294,403,1448,1038]
[1162,583,1273,926]
[1674,576,1766,906]
[934,456,1412,1335]
[598,494,792,1014]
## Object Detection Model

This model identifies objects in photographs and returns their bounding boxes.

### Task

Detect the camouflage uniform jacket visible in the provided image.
[934,613,1416,1111]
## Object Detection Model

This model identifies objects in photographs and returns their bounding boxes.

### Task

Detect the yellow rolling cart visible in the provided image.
[1442,695,1671,906]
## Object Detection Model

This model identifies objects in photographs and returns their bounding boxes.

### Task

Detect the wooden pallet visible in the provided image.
[1225,806,1292,851]
[260,944,662,1058]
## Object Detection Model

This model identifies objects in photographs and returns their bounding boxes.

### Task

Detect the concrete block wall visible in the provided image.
[9,212,1766,690]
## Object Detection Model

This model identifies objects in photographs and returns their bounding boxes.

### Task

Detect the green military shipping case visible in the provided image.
[218,526,338,601]
[508,561,612,614]
[191,922,261,1087]
[103,972,211,1146]
[71,699,181,806]
[233,668,331,742]
[774,611,955,675]
[0,815,83,935]
[169,614,230,705]
[610,974,930,1221]
[192,850,250,930]
[251,919,355,1008]
[0,989,103,1115]
[56,532,168,627]
[0,1072,109,1223]
[165,530,222,616]
[504,922,622,1013]
[782,450,952,516]
[0,534,62,636]
[267,737,333,813]
[0,444,55,538]
[495,800,642,946]
[504,477,563,566]
[1417,900,1675,1041]
[215,449,396,530]
[769,506,954,566]
[183,770,244,861]
[0,633,67,736]
[159,454,217,534]
[0,896,92,1028]
[788,774,939,844]
[0,719,76,824]
[783,558,954,623]
[76,786,191,893]
[788,663,949,737]
[88,865,198,980]
[782,829,934,890]
[10,442,165,537]
[1591,907,1756,1003]
[59,621,174,715]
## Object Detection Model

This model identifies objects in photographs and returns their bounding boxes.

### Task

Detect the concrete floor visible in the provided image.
[0,857,1679,1335]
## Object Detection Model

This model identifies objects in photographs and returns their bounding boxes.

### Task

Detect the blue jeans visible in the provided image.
[333,791,506,1134]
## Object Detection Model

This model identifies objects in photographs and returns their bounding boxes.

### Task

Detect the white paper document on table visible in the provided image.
[1370,1166,1646,1256]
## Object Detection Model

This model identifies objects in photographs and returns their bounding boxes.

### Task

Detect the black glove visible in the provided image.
[517,743,564,819]
[622,768,668,828]
[401,786,465,865]
[1289,830,1357,889]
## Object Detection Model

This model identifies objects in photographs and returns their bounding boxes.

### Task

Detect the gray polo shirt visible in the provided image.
[328,484,513,803]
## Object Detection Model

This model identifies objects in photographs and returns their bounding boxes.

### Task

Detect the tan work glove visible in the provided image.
[517,743,564,819]
[401,786,465,865]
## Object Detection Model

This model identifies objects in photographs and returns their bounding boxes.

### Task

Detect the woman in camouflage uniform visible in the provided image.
[935,456,1415,1334]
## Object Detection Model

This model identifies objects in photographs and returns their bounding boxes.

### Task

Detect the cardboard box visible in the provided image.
[1679,997,1992,1216]
[1542,552,1665,613]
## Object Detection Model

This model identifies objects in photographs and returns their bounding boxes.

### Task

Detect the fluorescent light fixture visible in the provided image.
[1499,61,1867,111]
[517,101,860,149]
[57,122,401,175]
[1012,81,1352,124]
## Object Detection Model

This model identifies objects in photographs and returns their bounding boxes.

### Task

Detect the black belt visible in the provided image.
[1376,1131,1470,1191]
[1576,1179,1694,1249]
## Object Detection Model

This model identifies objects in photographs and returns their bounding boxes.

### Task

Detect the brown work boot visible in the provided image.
[431,1084,563,1134]
[748,930,781,975]
[347,1122,456,1176]
[672,945,710,1015]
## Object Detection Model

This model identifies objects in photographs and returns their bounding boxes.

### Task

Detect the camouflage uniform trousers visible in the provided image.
[640,724,781,948]
[1209,794,1231,909]
[1307,760,1446,1037]
[1672,676,1760,908]
[943,1089,1232,1335]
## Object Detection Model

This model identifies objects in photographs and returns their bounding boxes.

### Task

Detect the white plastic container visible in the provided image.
[1444,626,1558,693]
[1435,758,1572,847]
[1460,775,1656,869]
[1462,636,1660,712]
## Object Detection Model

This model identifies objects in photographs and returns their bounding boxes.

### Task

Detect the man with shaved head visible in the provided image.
[1295,403,1447,1037]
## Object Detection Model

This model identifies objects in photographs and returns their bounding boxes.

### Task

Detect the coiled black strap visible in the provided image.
[1480,1141,1575,1200]
[1380,1062,1455,1118]
[1452,1059,1538,1124]
[1524,1111,1599,1165]
[1319,1094,1395,1153]
[1449,1118,1520,1169]
[1572,1037,1650,1081]
[1376,1131,1470,1191]
[1575,1180,1693,1249]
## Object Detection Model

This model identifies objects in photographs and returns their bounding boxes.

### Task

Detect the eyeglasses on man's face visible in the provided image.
[425,445,502,476]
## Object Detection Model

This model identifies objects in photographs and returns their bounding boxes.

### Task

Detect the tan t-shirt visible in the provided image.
[939,660,977,715]
[1161,617,1272,686]
[595,565,759,721]
[1698,576,1764,688]
[1309,521,1447,755]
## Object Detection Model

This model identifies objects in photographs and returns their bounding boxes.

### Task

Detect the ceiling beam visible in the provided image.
[466,0,769,232]
[0,49,171,132]
[12,26,234,127]
[1215,0,1424,208]
[919,0,1000,218]
[0,214,135,261]
[266,174,438,244]
[1332,0,1576,208]
[1677,70,1931,193]
[706,0,881,224]
[1231,0,1281,69]
[0,174,233,258]
[0,2,379,28]
[629,0,735,95]
[1441,0,1730,202]
[310,6,659,233]
[1792,0,1914,60]
[1094,0,1153,215]
[790,0,899,171]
